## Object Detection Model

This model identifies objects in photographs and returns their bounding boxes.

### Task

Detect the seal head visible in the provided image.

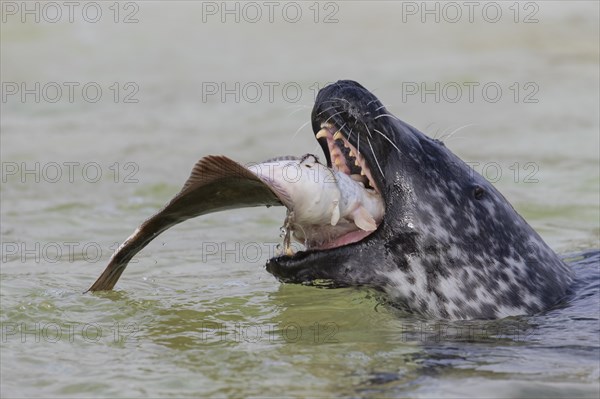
[267,80,573,319]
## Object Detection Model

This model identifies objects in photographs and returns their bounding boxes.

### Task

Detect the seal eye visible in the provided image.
[473,186,485,200]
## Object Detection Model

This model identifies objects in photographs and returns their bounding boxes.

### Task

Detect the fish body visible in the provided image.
[248,154,384,249]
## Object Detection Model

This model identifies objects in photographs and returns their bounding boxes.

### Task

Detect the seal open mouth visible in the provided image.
[278,122,384,251]
[316,123,379,193]
[287,80,398,252]
[309,81,394,208]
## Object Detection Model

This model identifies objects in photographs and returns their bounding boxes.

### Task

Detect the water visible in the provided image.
[1,2,599,397]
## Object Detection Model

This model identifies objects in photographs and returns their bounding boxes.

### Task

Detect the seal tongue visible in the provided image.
[316,230,373,250]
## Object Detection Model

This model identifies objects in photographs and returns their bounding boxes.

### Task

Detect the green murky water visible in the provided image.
[1,2,599,398]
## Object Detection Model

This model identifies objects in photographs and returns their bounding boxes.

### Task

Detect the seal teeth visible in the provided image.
[350,174,368,185]
[333,131,344,141]
[316,129,329,139]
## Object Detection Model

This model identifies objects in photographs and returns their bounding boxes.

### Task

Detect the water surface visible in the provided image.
[1,2,599,398]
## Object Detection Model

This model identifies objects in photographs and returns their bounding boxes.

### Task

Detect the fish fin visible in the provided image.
[353,206,377,231]
[255,178,294,208]
[330,201,340,226]
[87,155,283,292]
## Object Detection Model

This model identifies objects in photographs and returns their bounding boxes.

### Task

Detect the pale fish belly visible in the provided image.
[247,154,384,250]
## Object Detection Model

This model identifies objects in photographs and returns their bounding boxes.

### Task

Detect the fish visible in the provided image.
[87,154,383,291]
[249,154,383,251]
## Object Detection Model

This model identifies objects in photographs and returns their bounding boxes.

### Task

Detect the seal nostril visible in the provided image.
[474,186,485,200]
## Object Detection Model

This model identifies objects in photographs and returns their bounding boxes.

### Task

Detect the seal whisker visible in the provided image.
[374,104,395,113]
[367,135,385,179]
[316,108,336,117]
[291,118,313,139]
[317,99,349,109]
[374,113,400,122]
[362,122,373,139]
[317,101,335,116]
[424,122,437,137]
[439,123,476,142]
[362,122,384,178]
[315,105,338,118]
[373,128,401,154]
[331,97,352,106]
[285,104,312,117]
[345,125,355,143]
[324,110,346,125]
[318,99,342,106]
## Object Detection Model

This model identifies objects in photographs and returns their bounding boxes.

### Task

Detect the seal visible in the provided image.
[266,80,574,319]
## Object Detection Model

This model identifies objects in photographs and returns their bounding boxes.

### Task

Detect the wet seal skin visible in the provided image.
[266,80,573,319]
[89,80,573,320]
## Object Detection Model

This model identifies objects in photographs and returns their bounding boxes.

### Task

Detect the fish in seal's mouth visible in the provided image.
[247,151,384,254]
[271,121,386,252]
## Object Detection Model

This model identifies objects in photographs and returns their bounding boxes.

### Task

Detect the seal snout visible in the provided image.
[311,80,395,203]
